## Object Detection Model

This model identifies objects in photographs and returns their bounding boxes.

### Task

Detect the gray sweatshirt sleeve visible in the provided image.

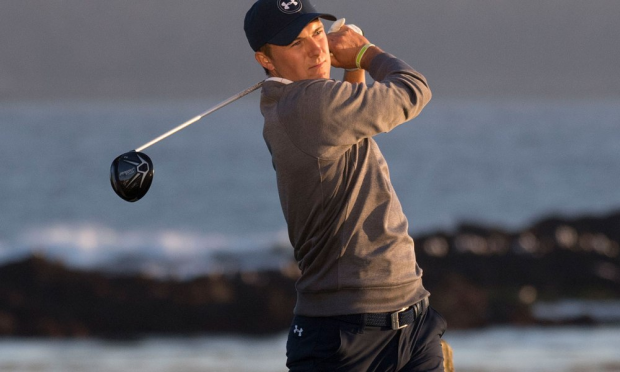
[279,52,432,159]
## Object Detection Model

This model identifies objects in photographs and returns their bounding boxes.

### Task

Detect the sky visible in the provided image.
[1,0,619,100]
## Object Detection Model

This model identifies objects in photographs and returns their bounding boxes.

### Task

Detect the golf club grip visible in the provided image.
[135,81,264,152]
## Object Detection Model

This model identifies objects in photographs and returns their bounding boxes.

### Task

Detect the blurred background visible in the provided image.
[1,1,619,371]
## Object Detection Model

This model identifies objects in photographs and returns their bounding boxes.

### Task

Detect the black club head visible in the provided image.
[110,151,154,202]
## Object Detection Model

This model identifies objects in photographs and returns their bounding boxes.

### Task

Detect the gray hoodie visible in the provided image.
[260,52,432,316]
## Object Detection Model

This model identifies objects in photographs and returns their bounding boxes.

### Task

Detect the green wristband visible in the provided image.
[355,43,375,70]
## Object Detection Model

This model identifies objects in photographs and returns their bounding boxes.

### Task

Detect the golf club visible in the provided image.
[110,81,264,202]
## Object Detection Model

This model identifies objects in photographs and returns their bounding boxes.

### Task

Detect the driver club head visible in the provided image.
[110,151,154,202]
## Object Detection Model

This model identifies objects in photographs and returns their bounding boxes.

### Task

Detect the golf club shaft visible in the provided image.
[135,81,264,152]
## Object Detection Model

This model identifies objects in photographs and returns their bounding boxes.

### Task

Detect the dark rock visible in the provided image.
[0,210,618,337]
[0,257,296,337]
[416,210,620,328]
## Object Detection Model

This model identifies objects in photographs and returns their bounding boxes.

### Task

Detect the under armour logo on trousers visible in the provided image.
[281,0,298,10]
[293,325,303,337]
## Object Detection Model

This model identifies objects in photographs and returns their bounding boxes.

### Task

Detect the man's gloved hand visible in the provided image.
[327,19,371,70]
[328,18,363,35]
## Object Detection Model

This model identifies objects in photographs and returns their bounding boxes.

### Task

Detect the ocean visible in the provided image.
[1,96,619,276]
[2,96,620,369]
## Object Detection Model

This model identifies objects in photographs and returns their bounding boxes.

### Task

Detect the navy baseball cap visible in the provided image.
[244,0,336,51]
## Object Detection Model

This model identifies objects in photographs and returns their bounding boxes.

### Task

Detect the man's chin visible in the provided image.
[313,69,331,80]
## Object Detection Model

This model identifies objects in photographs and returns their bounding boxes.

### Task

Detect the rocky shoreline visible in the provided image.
[1,210,619,337]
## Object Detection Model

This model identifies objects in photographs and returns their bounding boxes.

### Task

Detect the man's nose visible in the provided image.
[306,38,322,57]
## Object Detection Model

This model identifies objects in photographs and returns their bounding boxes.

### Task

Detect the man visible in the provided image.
[244,1,446,371]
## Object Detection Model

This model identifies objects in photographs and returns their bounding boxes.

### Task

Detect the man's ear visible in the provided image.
[255,51,275,72]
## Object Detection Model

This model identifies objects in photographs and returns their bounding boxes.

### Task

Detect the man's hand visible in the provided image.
[327,25,372,70]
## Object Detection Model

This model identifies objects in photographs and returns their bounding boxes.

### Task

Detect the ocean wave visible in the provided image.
[0,223,293,279]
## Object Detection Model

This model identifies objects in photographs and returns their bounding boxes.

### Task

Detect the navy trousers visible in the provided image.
[286,304,447,371]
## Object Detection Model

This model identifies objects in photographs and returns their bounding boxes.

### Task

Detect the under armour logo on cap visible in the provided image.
[278,0,302,13]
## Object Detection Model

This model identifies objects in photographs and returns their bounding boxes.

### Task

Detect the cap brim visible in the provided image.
[267,13,337,47]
